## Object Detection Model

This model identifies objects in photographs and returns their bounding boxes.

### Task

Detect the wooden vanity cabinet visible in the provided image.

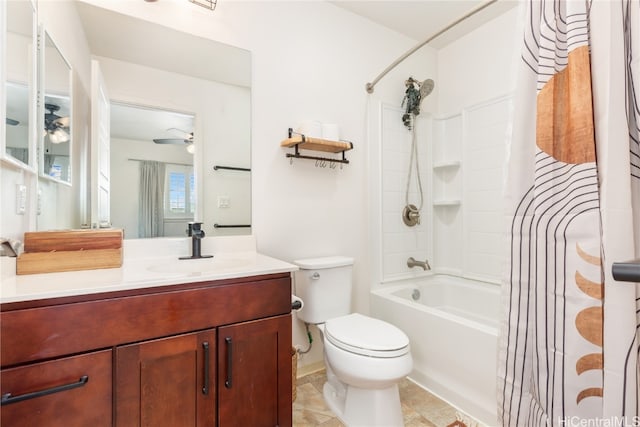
[115,330,217,427]
[218,314,292,427]
[1,272,293,427]
[0,349,113,427]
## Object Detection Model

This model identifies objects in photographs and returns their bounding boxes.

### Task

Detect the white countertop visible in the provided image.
[0,235,298,304]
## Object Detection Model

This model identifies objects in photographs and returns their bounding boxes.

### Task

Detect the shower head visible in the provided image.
[419,79,435,100]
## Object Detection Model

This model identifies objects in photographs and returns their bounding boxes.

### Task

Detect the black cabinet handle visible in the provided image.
[202,342,210,395]
[225,337,233,389]
[1,375,89,406]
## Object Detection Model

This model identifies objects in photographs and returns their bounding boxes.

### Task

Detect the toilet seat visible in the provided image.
[324,313,410,358]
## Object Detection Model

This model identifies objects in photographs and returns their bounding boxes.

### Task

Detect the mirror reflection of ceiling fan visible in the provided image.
[153,128,193,144]
[44,103,70,144]
[153,128,195,153]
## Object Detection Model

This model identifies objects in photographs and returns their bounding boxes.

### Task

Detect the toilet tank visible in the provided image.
[293,256,354,324]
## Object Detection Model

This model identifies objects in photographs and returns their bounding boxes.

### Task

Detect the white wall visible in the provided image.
[437,7,520,115]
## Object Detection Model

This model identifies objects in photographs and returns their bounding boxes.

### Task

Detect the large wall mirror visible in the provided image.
[76,2,252,238]
[4,0,36,169]
[40,30,72,184]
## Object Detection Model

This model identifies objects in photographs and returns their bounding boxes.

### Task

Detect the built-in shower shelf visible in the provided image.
[433,160,461,170]
[433,199,461,207]
[281,128,353,164]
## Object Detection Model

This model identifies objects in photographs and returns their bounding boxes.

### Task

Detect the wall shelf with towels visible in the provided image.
[281,128,353,164]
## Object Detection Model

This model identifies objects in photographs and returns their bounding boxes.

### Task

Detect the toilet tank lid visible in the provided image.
[293,256,354,269]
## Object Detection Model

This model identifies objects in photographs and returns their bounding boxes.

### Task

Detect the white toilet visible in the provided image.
[293,256,412,427]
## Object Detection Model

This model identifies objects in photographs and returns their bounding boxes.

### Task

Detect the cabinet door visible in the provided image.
[218,314,292,427]
[0,349,112,427]
[116,330,216,427]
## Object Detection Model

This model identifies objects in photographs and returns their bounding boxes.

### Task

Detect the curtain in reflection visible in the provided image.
[139,160,165,238]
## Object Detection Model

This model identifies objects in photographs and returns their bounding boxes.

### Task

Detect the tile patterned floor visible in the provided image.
[293,370,474,427]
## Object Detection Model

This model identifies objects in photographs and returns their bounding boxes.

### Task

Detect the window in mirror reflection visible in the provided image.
[110,102,195,238]
[5,0,35,166]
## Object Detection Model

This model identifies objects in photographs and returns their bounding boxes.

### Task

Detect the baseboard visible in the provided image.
[296,361,325,378]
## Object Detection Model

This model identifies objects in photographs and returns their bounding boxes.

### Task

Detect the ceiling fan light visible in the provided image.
[186,143,195,154]
[49,128,69,144]
[48,131,62,144]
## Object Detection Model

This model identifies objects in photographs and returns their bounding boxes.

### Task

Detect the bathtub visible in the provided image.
[370,274,500,426]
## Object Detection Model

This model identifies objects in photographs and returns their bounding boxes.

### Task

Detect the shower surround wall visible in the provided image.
[379,104,432,281]
[369,5,519,423]
[431,96,511,282]
[371,6,519,286]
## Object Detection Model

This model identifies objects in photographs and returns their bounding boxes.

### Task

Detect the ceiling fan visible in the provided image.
[153,128,194,145]
[44,103,70,144]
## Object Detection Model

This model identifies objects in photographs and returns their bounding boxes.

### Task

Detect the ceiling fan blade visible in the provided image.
[166,127,191,139]
[153,138,190,144]
[54,116,70,128]
[6,117,19,126]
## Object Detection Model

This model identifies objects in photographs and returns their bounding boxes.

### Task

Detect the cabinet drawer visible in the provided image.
[2,275,291,366]
[1,349,112,427]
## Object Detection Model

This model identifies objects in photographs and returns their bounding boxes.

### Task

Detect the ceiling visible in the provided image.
[330,0,518,48]
[110,103,194,144]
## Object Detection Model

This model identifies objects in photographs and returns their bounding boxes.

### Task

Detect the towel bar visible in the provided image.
[612,259,640,283]
[213,165,251,172]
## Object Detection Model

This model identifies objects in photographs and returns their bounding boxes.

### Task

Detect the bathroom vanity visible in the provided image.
[0,238,295,427]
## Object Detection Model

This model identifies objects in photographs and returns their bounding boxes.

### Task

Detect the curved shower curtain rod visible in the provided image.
[365,0,498,93]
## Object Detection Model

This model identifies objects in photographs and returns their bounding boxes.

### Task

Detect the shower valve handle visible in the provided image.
[403,204,421,227]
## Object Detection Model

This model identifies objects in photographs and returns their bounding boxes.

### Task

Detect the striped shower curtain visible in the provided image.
[498,0,640,426]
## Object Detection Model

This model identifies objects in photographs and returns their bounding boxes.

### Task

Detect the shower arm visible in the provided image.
[365,0,498,94]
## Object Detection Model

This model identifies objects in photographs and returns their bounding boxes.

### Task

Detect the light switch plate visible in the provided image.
[217,196,230,208]
[16,184,27,215]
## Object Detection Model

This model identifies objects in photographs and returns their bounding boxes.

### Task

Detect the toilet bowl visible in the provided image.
[319,314,412,426]
[293,257,413,426]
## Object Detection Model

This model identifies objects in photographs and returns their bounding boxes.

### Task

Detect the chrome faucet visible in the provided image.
[180,222,213,260]
[407,257,430,271]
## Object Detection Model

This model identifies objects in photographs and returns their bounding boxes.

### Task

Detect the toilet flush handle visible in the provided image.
[311,272,320,280]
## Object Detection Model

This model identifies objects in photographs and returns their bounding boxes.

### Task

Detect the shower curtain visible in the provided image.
[498,0,640,425]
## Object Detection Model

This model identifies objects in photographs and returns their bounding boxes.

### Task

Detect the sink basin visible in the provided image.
[146,256,252,276]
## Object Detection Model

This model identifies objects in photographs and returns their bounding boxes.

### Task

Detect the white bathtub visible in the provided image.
[371,274,500,426]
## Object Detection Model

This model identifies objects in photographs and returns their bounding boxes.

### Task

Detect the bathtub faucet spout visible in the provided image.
[407,257,431,271]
